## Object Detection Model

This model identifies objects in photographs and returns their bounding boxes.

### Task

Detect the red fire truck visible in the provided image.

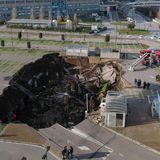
[139,49,160,65]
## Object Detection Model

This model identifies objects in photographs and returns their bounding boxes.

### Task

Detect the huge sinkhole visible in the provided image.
[0,53,122,129]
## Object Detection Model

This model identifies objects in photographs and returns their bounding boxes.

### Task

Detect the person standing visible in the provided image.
[134,78,137,85]
[68,146,73,159]
[62,146,67,160]
[139,79,142,87]
[143,81,146,89]
[147,82,150,90]
[137,79,141,88]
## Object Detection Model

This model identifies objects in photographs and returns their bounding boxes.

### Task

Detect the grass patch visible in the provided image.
[111,21,128,26]
[118,29,149,35]
[140,43,149,49]
[0,47,50,56]
[0,123,5,132]
[0,37,88,46]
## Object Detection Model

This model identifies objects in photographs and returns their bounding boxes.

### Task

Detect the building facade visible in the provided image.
[66,0,100,16]
[0,0,100,20]
[100,91,127,127]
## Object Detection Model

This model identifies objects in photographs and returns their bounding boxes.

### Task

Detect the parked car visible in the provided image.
[157,37,160,41]
[138,35,144,39]
[149,35,158,40]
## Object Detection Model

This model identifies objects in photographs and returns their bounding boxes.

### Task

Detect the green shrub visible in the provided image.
[61,34,65,41]
[18,32,22,40]
[27,41,31,49]
[105,34,110,42]
[127,22,135,30]
[0,20,5,25]
[1,40,5,47]
[39,32,43,39]
[97,80,110,100]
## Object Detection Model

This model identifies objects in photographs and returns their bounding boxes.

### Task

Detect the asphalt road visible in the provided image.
[39,124,110,160]
[73,119,160,160]
[0,141,58,160]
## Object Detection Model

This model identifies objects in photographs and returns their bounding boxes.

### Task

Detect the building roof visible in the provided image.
[7,19,52,25]
[105,91,127,113]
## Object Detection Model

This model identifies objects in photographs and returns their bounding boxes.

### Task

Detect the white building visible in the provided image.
[66,45,88,57]
[100,91,127,127]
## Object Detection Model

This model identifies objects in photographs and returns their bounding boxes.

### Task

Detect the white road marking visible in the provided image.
[78,146,91,151]
[71,128,113,152]
[119,153,124,157]
[149,76,155,79]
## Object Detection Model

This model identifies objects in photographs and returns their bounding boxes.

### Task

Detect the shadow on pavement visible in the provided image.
[76,151,108,159]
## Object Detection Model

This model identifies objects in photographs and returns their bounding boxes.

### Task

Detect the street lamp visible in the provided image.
[42,146,50,160]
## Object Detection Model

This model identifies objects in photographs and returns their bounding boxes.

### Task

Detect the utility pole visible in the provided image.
[115,22,118,49]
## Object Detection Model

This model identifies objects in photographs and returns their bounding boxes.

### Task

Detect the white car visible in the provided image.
[157,37,160,41]
[138,35,143,39]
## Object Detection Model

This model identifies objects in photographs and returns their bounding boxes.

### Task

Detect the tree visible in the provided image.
[12,7,17,19]
[1,40,5,47]
[18,32,22,40]
[127,22,135,30]
[39,32,43,39]
[72,13,78,31]
[27,41,31,49]
[105,34,110,42]
[30,8,34,19]
[61,34,65,41]
[48,9,52,20]
[39,7,44,19]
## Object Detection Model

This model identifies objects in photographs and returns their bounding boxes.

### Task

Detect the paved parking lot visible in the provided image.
[0,48,49,94]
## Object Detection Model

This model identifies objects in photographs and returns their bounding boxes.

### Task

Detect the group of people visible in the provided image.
[134,78,150,89]
[62,146,74,160]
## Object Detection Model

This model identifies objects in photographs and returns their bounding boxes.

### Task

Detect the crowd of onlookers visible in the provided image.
[134,78,150,89]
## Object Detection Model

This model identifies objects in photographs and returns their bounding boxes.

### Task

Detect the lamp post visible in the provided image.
[86,93,88,113]
[42,146,50,160]
[11,27,13,46]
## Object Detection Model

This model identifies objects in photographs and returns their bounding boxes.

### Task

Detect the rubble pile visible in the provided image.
[0,54,122,129]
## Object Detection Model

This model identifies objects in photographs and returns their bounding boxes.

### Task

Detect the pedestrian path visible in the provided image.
[39,123,110,160]
[122,88,155,100]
